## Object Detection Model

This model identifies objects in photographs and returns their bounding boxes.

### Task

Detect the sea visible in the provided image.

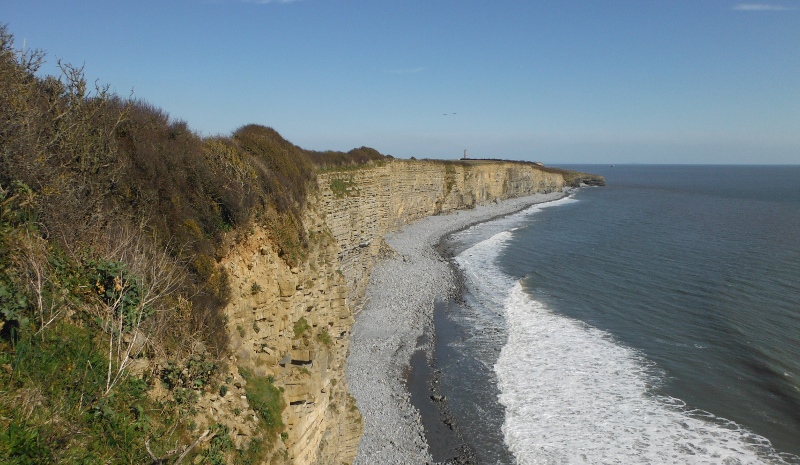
[429,165,800,464]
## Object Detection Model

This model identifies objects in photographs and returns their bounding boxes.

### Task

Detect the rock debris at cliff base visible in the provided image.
[346,191,566,465]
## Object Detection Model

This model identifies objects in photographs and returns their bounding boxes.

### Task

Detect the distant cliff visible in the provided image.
[318,159,566,305]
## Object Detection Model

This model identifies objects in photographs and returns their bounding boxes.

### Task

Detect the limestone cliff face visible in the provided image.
[317,159,564,304]
[218,159,564,464]
[220,209,361,465]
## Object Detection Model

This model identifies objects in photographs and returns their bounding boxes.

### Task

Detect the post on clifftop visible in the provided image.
[462,149,468,160]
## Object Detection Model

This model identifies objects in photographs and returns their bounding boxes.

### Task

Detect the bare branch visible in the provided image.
[173,429,212,465]
[144,438,182,465]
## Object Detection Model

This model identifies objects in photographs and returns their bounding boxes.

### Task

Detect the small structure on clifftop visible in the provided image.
[462,149,469,160]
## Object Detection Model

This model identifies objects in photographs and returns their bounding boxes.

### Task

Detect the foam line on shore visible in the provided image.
[346,192,566,464]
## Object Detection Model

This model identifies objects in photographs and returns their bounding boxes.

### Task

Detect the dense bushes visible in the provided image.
[308,146,388,171]
[1,21,391,360]
[0,24,391,461]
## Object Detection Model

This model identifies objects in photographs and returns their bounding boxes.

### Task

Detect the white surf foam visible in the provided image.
[455,217,795,465]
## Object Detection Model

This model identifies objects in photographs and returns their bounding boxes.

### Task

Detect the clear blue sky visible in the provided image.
[4,1,799,164]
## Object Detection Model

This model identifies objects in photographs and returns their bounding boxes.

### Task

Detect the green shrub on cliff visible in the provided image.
[240,369,285,447]
[293,317,311,338]
[316,327,334,346]
[330,177,360,198]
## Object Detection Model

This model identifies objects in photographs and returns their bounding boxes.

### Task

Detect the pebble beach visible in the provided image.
[346,191,566,465]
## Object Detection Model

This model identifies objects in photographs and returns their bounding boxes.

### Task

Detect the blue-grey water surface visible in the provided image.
[436,165,800,464]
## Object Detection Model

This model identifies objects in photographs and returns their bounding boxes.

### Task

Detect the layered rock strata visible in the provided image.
[221,209,362,464]
[317,159,564,306]
[217,159,566,464]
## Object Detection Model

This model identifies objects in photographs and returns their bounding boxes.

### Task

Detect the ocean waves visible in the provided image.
[496,283,794,464]
[455,223,798,464]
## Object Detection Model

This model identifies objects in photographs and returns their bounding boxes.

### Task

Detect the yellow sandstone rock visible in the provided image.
[218,159,564,464]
